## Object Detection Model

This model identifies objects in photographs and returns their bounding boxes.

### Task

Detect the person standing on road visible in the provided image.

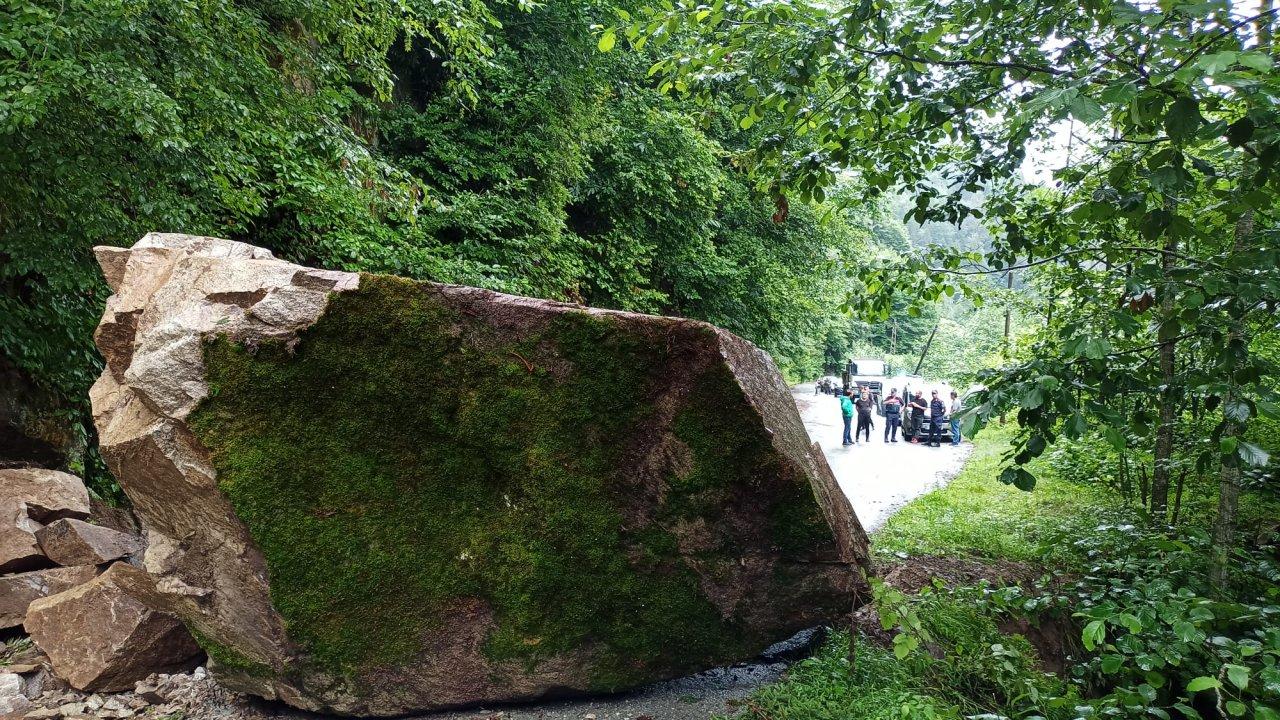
[928,390,946,447]
[839,389,855,446]
[908,391,928,444]
[855,387,874,444]
[882,389,902,442]
[949,390,963,446]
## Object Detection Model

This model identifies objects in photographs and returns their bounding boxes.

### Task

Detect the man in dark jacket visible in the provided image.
[882,389,902,442]
[908,391,928,443]
[928,390,947,447]
[854,387,875,444]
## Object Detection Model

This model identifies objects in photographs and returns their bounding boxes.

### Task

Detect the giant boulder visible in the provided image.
[90,233,870,716]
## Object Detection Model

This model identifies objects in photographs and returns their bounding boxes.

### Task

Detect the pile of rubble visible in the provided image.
[16,667,253,720]
[0,468,204,718]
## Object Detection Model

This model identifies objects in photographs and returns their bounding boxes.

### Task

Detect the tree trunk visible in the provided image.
[1172,468,1187,526]
[1260,0,1274,52]
[1151,223,1178,521]
[1001,270,1012,424]
[1212,421,1242,587]
[1211,210,1255,586]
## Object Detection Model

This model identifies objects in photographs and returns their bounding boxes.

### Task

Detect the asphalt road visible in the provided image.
[793,384,972,532]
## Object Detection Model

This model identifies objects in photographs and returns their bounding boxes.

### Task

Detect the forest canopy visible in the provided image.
[0,0,960,428]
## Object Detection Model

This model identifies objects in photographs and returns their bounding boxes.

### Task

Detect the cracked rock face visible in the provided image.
[90,233,870,717]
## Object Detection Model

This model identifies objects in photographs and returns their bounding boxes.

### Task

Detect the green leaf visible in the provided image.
[1237,51,1274,70]
[1196,50,1238,74]
[1226,117,1255,146]
[1082,619,1106,651]
[1103,426,1126,450]
[1224,663,1250,690]
[597,29,616,52]
[1100,82,1138,104]
[1101,654,1125,673]
[893,632,919,659]
[1186,676,1221,692]
[1083,337,1111,360]
[1225,701,1246,717]
[998,466,1037,491]
[1022,386,1046,409]
[1164,96,1203,141]
[1069,95,1105,124]
[1238,441,1270,467]
[1255,706,1280,720]
[1068,412,1088,438]
[1257,399,1280,419]
[1173,703,1202,720]
[1224,399,1251,422]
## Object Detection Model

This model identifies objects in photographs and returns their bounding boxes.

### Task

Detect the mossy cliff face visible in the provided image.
[90,235,869,717]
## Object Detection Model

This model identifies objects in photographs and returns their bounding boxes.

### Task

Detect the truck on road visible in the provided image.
[841,359,891,411]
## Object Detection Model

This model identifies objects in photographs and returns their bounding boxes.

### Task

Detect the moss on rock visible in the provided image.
[187,273,837,690]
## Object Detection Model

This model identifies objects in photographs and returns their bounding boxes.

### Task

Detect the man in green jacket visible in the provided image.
[840,389,855,446]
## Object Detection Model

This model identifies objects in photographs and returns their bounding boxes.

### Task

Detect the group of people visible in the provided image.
[838,386,963,448]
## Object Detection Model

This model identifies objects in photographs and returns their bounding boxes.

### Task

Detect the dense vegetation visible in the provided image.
[1,0,950,478]
[728,426,1280,720]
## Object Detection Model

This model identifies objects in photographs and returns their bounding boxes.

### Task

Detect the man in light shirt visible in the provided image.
[949,390,963,446]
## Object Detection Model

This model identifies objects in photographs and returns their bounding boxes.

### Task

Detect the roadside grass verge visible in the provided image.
[726,423,1280,720]
[721,423,1105,720]
[873,422,1119,567]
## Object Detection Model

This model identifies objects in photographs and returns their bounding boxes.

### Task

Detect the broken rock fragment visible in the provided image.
[0,469,91,573]
[0,499,46,573]
[0,469,91,523]
[25,563,201,692]
[0,672,31,715]
[0,565,99,630]
[35,519,142,567]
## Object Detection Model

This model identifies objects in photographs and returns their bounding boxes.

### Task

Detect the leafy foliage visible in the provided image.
[611,0,1280,559]
[1,0,897,486]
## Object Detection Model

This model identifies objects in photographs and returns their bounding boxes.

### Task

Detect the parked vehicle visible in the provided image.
[897,378,958,442]
[842,358,891,410]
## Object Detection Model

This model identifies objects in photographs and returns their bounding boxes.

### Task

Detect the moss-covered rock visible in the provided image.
[90,234,869,716]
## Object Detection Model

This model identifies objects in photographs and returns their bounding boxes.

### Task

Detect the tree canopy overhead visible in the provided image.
[605,0,1280,590]
[3,0,927,479]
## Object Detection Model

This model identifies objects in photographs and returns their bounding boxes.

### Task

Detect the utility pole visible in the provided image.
[913,323,938,376]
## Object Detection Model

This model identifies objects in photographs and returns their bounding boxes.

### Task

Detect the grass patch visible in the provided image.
[873,422,1119,566]
[731,588,1074,720]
